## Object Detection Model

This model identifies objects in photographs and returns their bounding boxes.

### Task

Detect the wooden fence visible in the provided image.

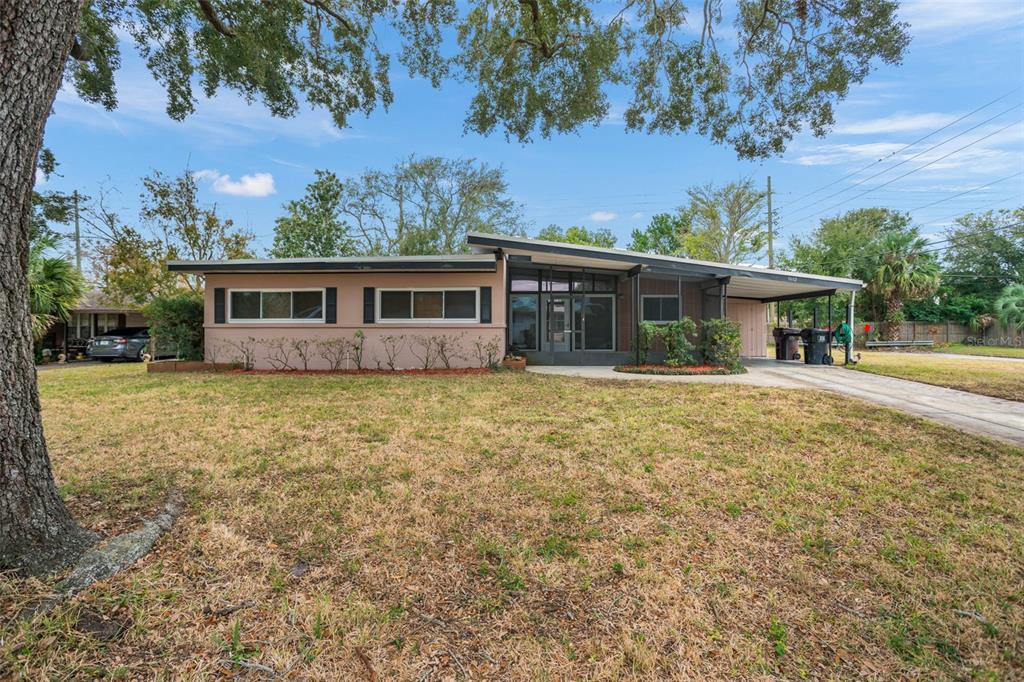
[766,320,1024,347]
[858,321,1023,347]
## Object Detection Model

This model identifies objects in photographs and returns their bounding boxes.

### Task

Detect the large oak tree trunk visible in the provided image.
[0,0,97,575]
[884,298,903,342]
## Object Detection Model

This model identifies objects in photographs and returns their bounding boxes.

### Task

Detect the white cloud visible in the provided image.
[901,0,1024,36]
[790,142,907,166]
[589,211,618,222]
[631,212,644,219]
[194,169,276,197]
[833,113,959,136]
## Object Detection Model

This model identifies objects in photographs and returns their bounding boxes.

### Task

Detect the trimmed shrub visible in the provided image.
[700,318,743,371]
[662,317,698,366]
[144,292,204,360]
[636,321,660,364]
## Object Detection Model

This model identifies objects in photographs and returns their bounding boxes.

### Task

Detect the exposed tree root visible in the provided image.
[22,490,184,619]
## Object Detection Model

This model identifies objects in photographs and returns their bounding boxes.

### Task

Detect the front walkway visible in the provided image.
[528,360,1024,446]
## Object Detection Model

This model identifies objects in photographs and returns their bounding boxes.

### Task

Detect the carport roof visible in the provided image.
[467,232,863,302]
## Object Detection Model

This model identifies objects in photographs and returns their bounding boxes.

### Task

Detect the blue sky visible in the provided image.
[41,0,1024,262]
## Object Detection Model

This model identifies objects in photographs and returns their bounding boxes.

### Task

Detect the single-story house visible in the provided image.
[167,232,863,369]
[40,289,147,357]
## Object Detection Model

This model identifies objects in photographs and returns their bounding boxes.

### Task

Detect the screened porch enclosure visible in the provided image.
[508,267,619,356]
[505,265,761,365]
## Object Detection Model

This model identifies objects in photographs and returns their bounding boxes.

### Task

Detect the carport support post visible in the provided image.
[845,291,856,365]
[634,273,641,365]
[828,295,833,362]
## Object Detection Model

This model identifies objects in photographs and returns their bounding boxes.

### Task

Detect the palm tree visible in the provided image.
[994,283,1024,332]
[28,236,86,342]
[867,230,941,341]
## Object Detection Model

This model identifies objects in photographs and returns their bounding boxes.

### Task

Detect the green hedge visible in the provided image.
[144,292,204,361]
[700,318,743,371]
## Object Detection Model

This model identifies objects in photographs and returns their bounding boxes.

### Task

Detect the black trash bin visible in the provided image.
[772,327,802,360]
[800,328,832,365]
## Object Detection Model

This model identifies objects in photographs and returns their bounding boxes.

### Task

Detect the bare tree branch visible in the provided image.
[69,37,90,61]
[298,0,355,33]
[196,0,235,38]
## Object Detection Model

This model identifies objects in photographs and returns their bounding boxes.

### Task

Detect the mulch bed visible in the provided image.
[613,364,745,376]
[229,367,493,376]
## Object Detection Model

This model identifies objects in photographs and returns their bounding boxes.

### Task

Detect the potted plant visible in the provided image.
[501,346,527,371]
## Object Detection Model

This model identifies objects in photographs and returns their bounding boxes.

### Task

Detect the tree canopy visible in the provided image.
[86,169,255,306]
[942,208,1024,305]
[627,212,689,255]
[334,155,527,255]
[683,179,766,263]
[270,170,355,259]
[66,0,909,160]
[536,224,617,248]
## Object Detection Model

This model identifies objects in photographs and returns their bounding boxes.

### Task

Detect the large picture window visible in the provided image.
[642,296,680,323]
[378,289,479,321]
[229,289,325,322]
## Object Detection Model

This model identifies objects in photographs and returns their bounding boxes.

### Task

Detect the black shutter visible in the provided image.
[214,288,226,324]
[480,286,492,323]
[363,287,375,324]
[325,287,337,324]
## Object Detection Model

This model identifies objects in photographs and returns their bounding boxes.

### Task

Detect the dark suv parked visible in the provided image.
[86,327,150,362]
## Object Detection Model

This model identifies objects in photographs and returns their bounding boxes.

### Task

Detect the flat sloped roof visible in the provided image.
[467,232,862,302]
[167,254,497,273]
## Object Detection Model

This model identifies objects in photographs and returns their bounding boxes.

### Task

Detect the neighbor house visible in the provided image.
[40,289,147,358]
[168,232,863,369]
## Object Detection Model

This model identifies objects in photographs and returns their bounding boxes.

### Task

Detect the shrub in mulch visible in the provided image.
[613,364,746,376]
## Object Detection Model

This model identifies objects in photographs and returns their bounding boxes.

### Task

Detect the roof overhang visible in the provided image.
[468,232,862,302]
[167,254,497,274]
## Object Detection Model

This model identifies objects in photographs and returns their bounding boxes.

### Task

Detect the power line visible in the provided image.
[907,171,1024,212]
[782,104,1022,221]
[783,118,1023,227]
[780,87,1022,209]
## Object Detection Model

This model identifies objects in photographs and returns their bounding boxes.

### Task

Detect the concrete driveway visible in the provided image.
[528,360,1024,446]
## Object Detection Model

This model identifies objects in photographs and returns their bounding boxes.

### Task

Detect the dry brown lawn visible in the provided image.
[853,351,1024,401]
[2,363,1022,679]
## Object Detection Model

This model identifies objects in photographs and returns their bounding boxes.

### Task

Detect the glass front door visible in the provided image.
[581,295,615,350]
[542,294,615,352]
[546,295,571,352]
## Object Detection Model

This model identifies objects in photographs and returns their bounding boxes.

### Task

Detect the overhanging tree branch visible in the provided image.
[298,0,355,33]
[196,0,235,37]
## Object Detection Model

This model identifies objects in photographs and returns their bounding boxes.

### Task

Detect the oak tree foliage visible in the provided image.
[67,0,909,159]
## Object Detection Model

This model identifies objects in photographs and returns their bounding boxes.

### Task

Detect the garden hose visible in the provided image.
[834,322,852,346]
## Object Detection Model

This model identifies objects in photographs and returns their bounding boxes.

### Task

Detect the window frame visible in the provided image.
[376,287,480,323]
[509,293,540,351]
[641,295,681,324]
[227,288,326,323]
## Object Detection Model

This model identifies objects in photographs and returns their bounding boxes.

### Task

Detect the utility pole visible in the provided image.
[73,190,82,273]
[766,175,774,269]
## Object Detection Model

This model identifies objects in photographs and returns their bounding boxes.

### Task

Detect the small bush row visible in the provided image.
[206,332,503,371]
